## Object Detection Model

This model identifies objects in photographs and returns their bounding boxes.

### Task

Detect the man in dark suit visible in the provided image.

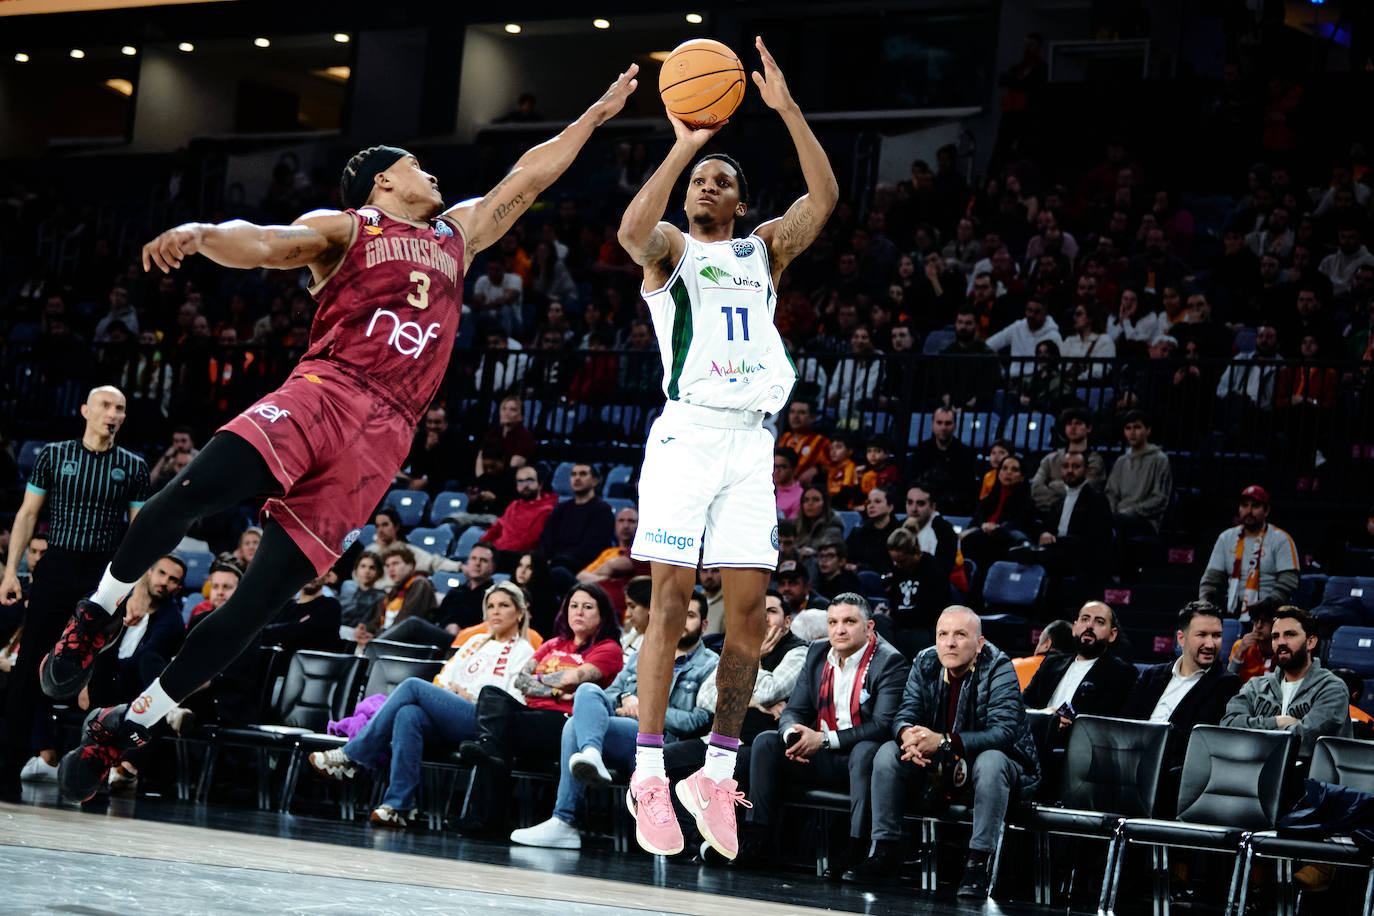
[1032,451,1115,581]
[744,593,909,875]
[1120,600,1240,812]
[1023,600,1137,735]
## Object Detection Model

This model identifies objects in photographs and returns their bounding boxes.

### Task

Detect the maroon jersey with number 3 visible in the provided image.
[218,206,467,574]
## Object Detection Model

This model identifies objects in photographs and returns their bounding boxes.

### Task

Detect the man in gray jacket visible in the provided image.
[1106,409,1173,538]
[846,606,1040,899]
[1222,606,1350,758]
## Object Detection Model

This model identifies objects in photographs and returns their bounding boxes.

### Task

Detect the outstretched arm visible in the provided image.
[141,210,355,277]
[617,114,724,287]
[447,65,639,270]
[749,36,838,279]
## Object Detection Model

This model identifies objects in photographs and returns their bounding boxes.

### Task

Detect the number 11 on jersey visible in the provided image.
[721,306,750,341]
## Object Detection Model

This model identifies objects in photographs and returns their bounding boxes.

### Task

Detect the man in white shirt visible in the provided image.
[1319,225,1374,296]
[1022,601,1138,734]
[471,255,525,337]
[1120,601,1240,800]
[985,296,1062,378]
[741,595,908,871]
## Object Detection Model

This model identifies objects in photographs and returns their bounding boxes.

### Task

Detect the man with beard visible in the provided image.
[1199,485,1299,617]
[1022,601,1137,737]
[1222,606,1349,759]
[1120,601,1240,809]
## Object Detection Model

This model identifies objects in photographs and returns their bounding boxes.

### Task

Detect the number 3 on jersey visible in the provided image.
[720,306,750,341]
[407,270,431,310]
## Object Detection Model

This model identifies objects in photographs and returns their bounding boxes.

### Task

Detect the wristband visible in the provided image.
[537,673,543,684]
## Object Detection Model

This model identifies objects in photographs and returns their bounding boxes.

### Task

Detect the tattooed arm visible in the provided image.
[512,660,608,699]
[447,65,639,271]
[141,210,354,277]
[748,36,838,283]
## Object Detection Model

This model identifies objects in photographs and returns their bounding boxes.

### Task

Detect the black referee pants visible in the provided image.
[3,547,110,777]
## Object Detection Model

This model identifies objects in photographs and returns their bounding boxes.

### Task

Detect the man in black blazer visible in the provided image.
[1120,600,1240,810]
[1032,451,1115,580]
[1023,600,1137,735]
[744,593,910,873]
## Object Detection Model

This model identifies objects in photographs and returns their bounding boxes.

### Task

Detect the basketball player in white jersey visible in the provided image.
[616,36,837,858]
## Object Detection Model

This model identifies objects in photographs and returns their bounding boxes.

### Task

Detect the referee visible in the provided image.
[0,386,149,797]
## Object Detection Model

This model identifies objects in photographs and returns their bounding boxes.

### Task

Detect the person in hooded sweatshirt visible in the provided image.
[1105,409,1172,540]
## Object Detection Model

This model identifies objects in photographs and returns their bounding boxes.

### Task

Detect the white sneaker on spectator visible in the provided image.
[569,747,612,786]
[369,805,417,829]
[165,706,195,737]
[20,756,58,782]
[510,816,581,849]
[309,748,357,780]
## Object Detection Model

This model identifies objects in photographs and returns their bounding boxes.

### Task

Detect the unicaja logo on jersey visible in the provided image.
[643,528,695,551]
[366,308,442,359]
[699,266,733,284]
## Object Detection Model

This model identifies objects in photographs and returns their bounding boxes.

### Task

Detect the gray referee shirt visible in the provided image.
[25,440,150,554]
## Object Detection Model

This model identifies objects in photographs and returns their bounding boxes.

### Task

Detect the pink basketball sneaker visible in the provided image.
[626,772,683,856]
[675,768,752,860]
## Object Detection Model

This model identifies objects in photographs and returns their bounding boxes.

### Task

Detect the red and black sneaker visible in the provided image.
[58,705,150,803]
[39,598,124,700]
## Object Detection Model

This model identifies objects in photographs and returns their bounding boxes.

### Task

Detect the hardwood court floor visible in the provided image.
[0,789,1075,915]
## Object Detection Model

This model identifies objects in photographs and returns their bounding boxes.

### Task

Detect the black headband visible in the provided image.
[341,145,412,210]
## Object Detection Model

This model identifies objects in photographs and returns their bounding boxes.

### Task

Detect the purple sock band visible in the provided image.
[636,732,665,747]
[707,732,741,751]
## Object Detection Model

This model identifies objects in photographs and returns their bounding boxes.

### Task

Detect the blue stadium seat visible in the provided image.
[1004,412,1056,452]
[1233,326,1257,355]
[383,489,430,529]
[543,405,586,437]
[451,525,486,560]
[492,572,511,584]
[922,329,955,355]
[357,524,376,548]
[955,411,1000,449]
[1323,577,1374,618]
[944,515,972,534]
[429,491,468,525]
[606,497,636,516]
[981,561,1047,614]
[907,412,934,447]
[433,571,466,593]
[552,461,575,497]
[180,549,215,591]
[408,526,453,556]
[1074,387,1116,413]
[599,405,641,441]
[857,569,884,596]
[837,510,862,539]
[605,464,634,491]
[17,440,44,476]
[1328,626,1374,677]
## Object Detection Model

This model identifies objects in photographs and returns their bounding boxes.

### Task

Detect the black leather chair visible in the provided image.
[1101,725,1296,916]
[1007,715,1169,905]
[363,639,439,662]
[199,650,365,810]
[1236,736,1374,916]
[363,656,445,698]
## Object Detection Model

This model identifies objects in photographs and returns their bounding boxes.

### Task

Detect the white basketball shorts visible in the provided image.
[631,401,780,571]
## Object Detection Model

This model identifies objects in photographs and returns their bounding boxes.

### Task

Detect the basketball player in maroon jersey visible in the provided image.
[44,65,639,802]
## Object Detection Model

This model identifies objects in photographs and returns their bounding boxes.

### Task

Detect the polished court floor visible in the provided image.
[0,783,1067,915]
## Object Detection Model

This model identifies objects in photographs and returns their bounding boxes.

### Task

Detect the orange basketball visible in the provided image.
[658,38,746,128]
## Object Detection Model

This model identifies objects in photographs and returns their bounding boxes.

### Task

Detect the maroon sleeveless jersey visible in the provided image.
[299,206,466,424]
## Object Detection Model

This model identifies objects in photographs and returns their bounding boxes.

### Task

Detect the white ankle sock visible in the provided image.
[634,745,665,780]
[92,565,137,615]
[703,745,738,782]
[126,678,177,729]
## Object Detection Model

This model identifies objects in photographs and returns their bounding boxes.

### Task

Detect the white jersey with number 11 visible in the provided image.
[642,232,797,415]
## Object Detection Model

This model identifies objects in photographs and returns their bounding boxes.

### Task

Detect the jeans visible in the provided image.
[553,683,638,825]
[342,677,476,810]
[870,743,1020,853]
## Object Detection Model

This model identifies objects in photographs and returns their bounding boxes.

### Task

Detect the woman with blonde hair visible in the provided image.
[308,580,535,828]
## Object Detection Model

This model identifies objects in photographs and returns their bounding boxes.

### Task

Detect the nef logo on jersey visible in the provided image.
[367,308,442,359]
[731,239,755,257]
[644,528,695,551]
[253,404,291,423]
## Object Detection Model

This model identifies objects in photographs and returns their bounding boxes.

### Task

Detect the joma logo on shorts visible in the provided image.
[253,404,291,423]
[366,308,442,359]
[644,528,695,550]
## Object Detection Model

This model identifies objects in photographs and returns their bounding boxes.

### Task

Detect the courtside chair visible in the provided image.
[981,561,1047,615]
[1100,725,1296,916]
[1236,736,1374,916]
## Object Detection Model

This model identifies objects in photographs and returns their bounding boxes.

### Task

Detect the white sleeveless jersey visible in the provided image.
[642,232,797,414]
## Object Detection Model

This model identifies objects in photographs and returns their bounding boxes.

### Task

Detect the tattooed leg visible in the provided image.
[711,568,770,739]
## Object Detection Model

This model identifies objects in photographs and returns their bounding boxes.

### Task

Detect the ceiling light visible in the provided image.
[121,45,137,56]
[593,18,610,29]
[685,13,703,24]
[504,24,521,34]
[178,42,194,52]
[333,33,350,43]
[14,52,29,63]
[254,37,270,48]
[105,78,133,96]
[70,49,85,59]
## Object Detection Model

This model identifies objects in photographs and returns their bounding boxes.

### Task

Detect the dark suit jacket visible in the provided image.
[1022,650,1138,717]
[1120,661,1241,765]
[778,636,910,751]
[90,603,186,705]
[1043,483,1114,569]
